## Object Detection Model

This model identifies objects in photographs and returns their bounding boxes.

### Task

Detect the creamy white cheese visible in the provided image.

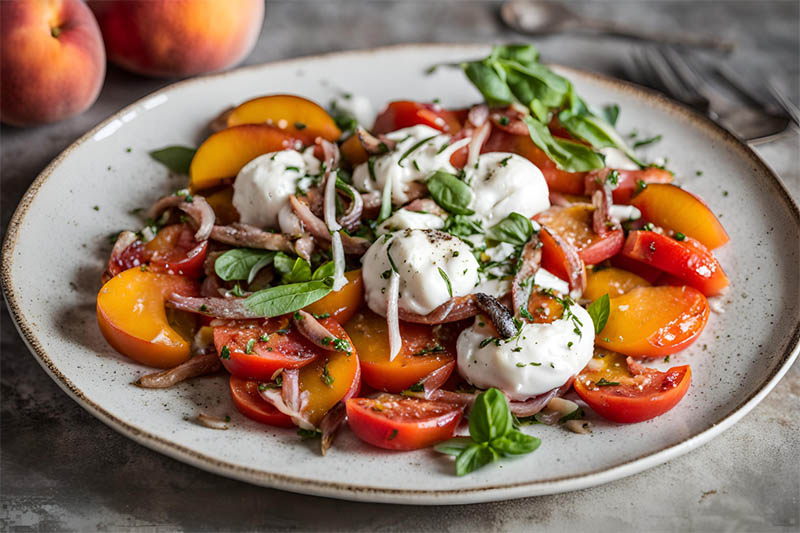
[232,149,320,229]
[466,152,550,227]
[352,125,466,204]
[375,208,445,236]
[533,268,570,295]
[609,204,642,222]
[361,229,479,316]
[457,304,595,400]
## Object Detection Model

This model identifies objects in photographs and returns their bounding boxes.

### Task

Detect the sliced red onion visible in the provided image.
[135,352,221,389]
[336,182,364,232]
[102,230,139,283]
[197,413,229,430]
[508,388,560,417]
[330,231,347,291]
[511,235,542,317]
[386,271,401,362]
[548,192,573,207]
[418,360,456,399]
[356,126,397,154]
[292,310,346,352]
[290,195,370,255]
[210,223,294,252]
[148,194,215,241]
[294,234,315,262]
[323,165,341,232]
[467,104,489,127]
[166,293,260,319]
[398,294,478,324]
[591,185,616,236]
[319,402,346,456]
[404,197,445,215]
[261,368,315,430]
[466,122,491,168]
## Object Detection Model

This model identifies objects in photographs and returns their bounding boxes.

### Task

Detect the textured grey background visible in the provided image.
[2,1,799,531]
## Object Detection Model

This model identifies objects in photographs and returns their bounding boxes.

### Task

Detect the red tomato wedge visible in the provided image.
[346,393,464,450]
[229,376,293,428]
[535,204,624,265]
[596,286,710,358]
[622,231,729,296]
[372,101,464,134]
[144,224,208,278]
[344,310,458,393]
[610,253,663,284]
[213,318,321,380]
[575,350,691,423]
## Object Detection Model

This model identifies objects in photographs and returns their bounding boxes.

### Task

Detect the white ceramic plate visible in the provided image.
[3,44,799,505]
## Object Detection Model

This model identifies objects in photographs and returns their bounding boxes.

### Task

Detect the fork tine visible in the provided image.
[640,47,695,103]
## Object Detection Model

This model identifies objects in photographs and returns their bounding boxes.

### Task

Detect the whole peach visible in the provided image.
[88,0,265,78]
[1,0,106,127]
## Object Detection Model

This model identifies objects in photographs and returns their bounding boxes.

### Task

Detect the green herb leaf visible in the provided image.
[491,430,541,455]
[469,388,513,443]
[524,116,605,173]
[487,212,534,246]
[603,104,620,126]
[427,170,475,215]
[149,146,196,175]
[596,377,620,387]
[244,280,333,317]
[433,436,474,456]
[274,253,312,283]
[633,135,663,149]
[312,261,336,281]
[438,267,453,297]
[587,294,610,335]
[560,406,584,423]
[463,61,513,107]
[214,249,275,283]
[455,444,498,477]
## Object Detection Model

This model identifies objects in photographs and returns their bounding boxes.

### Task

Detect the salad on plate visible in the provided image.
[97,45,729,476]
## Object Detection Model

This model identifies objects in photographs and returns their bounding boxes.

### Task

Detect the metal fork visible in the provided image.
[627,46,792,144]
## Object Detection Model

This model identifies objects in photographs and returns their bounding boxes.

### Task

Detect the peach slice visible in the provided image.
[595,285,709,358]
[189,124,300,191]
[584,267,651,301]
[298,318,360,425]
[303,269,364,324]
[201,186,239,225]
[630,183,729,249]
[226,94,341,142]
[97,268,199,368]
[340,133,369,166]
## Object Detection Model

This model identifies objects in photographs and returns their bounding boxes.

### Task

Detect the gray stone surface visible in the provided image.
[1,1,798,531]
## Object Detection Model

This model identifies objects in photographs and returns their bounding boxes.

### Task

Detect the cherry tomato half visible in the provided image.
[535,204,624,265]
[346,393,464,450]
[372,101,464,135]
[229,375,294,428]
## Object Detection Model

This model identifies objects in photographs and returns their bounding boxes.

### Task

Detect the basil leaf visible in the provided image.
[433,437,474,456]
[244,280,333,317]
[463,61,513,107]
[455,444,498,476]
[487,212,534,246]
[469,388,513,443]
[215,249,275,283]
[502,61,569,109]
[274,253,311,283]
[524,116,605,173]
[587,293,610,334]
[557,109,642,166]
[427,171,474,216]
[312,261,336,281]
[443,215,483,238]
[603,104,620,126]
[491,430,541,456]
[492,44,539,64]
[149,146,196,175]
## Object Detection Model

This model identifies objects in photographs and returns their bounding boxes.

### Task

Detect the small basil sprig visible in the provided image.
[524,116,605,173]
[215,249,275,284]
[487,212,534,246]
[244,279,333,317]
[274,253,312,283]
[149,146,196,175]
[435,388,541,476]
[587,293,610,334]
[427,170,474,216]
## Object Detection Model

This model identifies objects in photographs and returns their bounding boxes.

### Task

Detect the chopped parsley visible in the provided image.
[220,345,231,359]
[321,364,334,387]
[673,232,686,241]
[414,345,445,356]
[294,122,307,130]
[245,338,256,354]
[595,378,620,387]
[438,267,453,297]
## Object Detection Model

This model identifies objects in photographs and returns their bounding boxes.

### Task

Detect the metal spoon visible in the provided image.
[501,0,734,52]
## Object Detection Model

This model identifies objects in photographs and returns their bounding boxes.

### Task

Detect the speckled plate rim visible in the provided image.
[3,43,799,505]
